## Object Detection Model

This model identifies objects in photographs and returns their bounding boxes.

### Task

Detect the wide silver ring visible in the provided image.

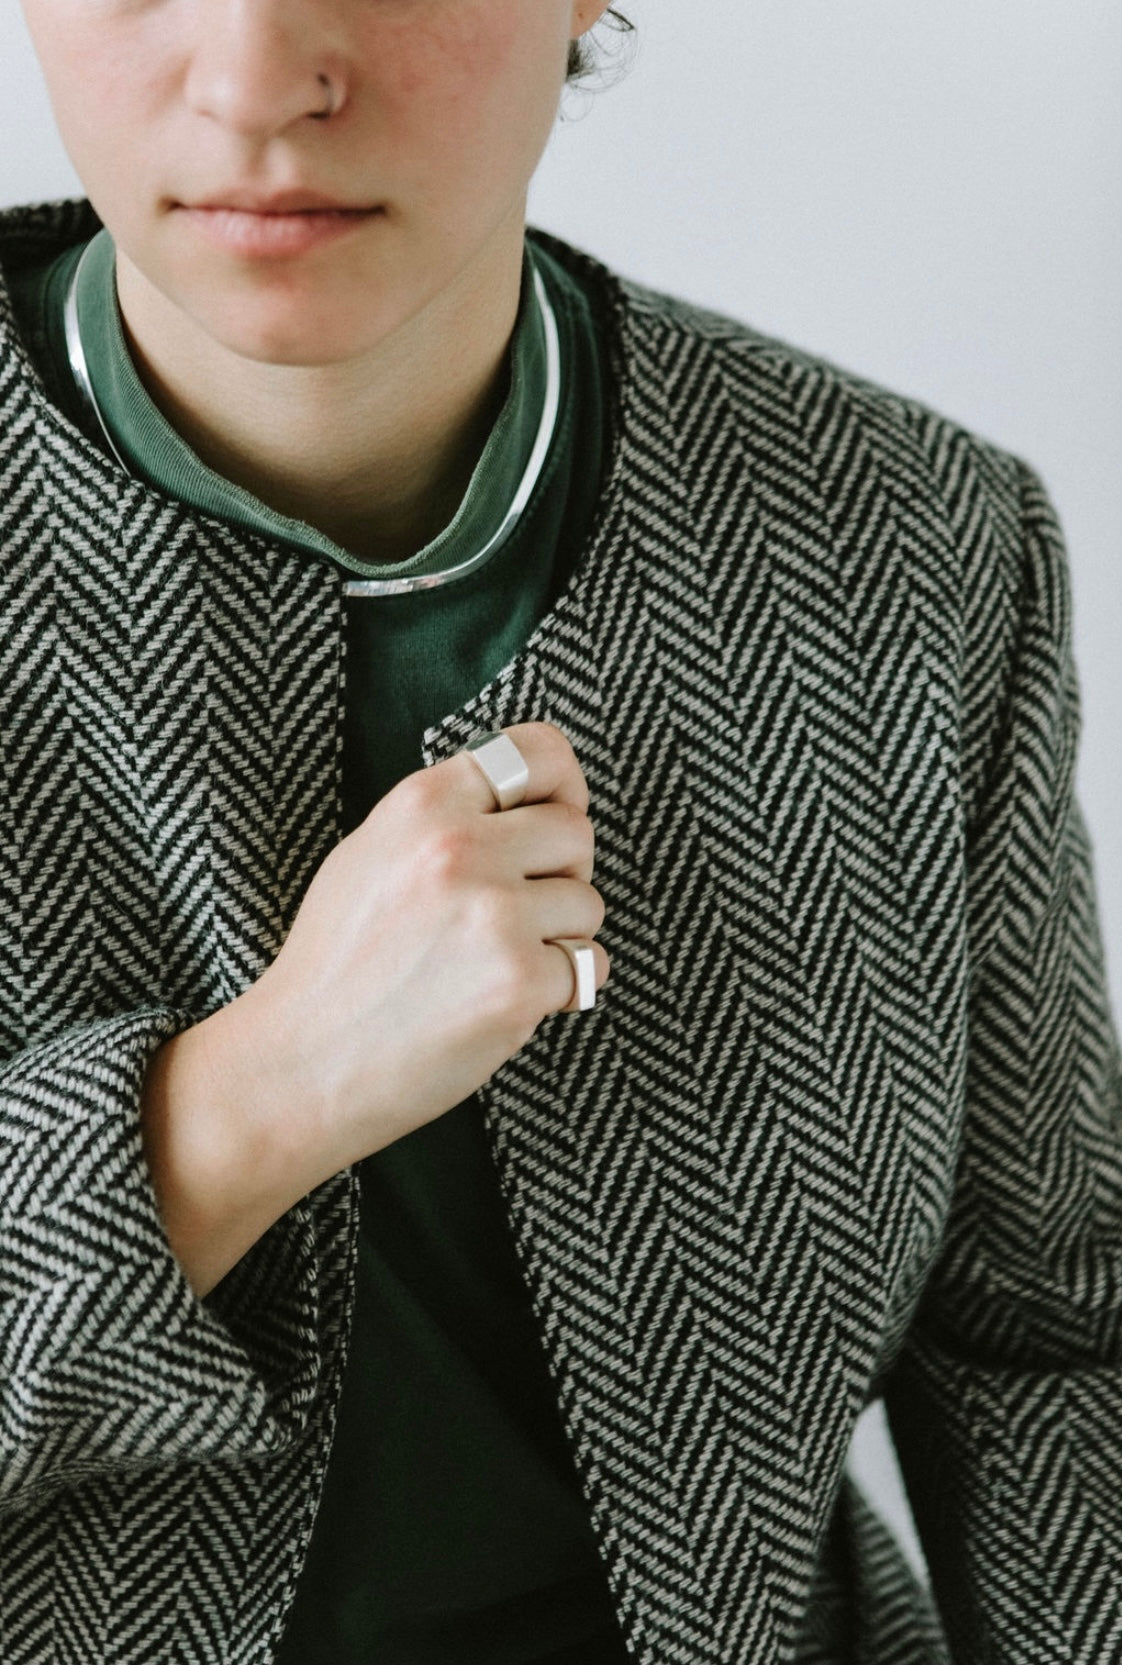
[550,938,597,1013]
[461,731,530,812]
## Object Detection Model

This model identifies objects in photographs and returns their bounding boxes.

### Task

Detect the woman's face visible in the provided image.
[20,0,606,366]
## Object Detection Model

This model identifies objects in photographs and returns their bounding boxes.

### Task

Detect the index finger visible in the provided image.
[455,722,589,814]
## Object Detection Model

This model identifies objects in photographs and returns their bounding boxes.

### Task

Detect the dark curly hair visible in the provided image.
[567,7,635,83]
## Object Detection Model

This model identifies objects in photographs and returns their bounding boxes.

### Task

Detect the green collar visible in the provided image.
[63,229,562,590]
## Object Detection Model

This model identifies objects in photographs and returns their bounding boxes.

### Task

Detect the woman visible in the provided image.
[1,2,1119,1662]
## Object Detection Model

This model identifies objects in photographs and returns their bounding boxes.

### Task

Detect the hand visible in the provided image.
[226,722,610,1183]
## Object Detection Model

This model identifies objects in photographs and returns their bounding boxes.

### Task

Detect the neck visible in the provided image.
[114,237,525,566]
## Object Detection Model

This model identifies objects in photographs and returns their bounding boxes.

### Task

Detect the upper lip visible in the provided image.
[183,189,375,214]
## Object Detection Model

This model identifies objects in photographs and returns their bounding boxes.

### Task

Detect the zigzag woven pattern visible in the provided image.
[1,202,1120,1663]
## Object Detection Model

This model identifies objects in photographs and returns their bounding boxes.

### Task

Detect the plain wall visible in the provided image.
[2,0,1119,1591]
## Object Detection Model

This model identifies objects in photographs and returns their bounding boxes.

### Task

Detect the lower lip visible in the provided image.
[179,205,381,257]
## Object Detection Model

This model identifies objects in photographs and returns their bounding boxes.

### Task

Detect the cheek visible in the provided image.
[25,0,119,106]
[24,12,160,189]
[379,0,547,92]
[374,6,566,182]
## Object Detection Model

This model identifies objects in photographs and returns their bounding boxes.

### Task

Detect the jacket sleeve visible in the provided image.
[0,1004,326,1516]
[885,459,1122,1660]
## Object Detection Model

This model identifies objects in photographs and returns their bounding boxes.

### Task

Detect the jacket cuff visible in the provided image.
[1,1006,323,1512]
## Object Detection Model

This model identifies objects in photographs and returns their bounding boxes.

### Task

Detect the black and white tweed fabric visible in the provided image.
[1,199,1120,1664]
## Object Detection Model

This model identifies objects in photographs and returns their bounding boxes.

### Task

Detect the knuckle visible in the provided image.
[424,824,476,887]
[523,719,568,751]
[571,772,592,814]
[548,800,592,858]
[545,722,575,759]
[533,719,581,766]
[558,799,591,837]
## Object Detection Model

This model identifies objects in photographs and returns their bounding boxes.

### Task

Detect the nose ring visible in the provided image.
[315,73,340,120]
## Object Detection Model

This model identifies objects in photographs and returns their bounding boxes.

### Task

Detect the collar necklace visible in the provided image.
[63,243,563,598]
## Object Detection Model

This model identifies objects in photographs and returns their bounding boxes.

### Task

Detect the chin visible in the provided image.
[200,297,386,369]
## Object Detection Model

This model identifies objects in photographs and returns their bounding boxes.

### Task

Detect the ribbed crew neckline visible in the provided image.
[66,227,560,582]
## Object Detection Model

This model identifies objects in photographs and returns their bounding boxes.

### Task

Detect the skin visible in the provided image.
[18,0,614,1295]
[20,0,611,560]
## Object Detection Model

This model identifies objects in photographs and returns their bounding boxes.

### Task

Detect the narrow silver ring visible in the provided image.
[550,938,598,1013]
[461,732,530,812]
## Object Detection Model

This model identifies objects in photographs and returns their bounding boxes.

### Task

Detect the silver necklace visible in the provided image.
[62,239,130,474]
[62,245,563,597]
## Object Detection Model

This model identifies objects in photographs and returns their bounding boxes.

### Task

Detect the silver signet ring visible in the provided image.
[551,938,598,1013]
[461,731,530,812]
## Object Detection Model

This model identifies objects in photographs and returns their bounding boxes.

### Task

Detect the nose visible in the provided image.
[185,0,347,135]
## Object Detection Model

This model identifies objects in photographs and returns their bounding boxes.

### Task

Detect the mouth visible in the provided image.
[174,194,384,257]
[186,187,377,214]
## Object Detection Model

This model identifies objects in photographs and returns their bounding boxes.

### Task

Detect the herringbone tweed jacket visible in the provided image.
[0,197,1120,1665]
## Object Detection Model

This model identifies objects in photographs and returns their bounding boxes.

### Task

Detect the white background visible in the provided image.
[2,0,1119,1588]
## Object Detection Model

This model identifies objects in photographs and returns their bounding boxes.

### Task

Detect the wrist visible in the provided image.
[197,980,332,1213]
[139,989,323,1297]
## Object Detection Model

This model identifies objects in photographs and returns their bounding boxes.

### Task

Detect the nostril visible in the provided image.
[310,72,341,122]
